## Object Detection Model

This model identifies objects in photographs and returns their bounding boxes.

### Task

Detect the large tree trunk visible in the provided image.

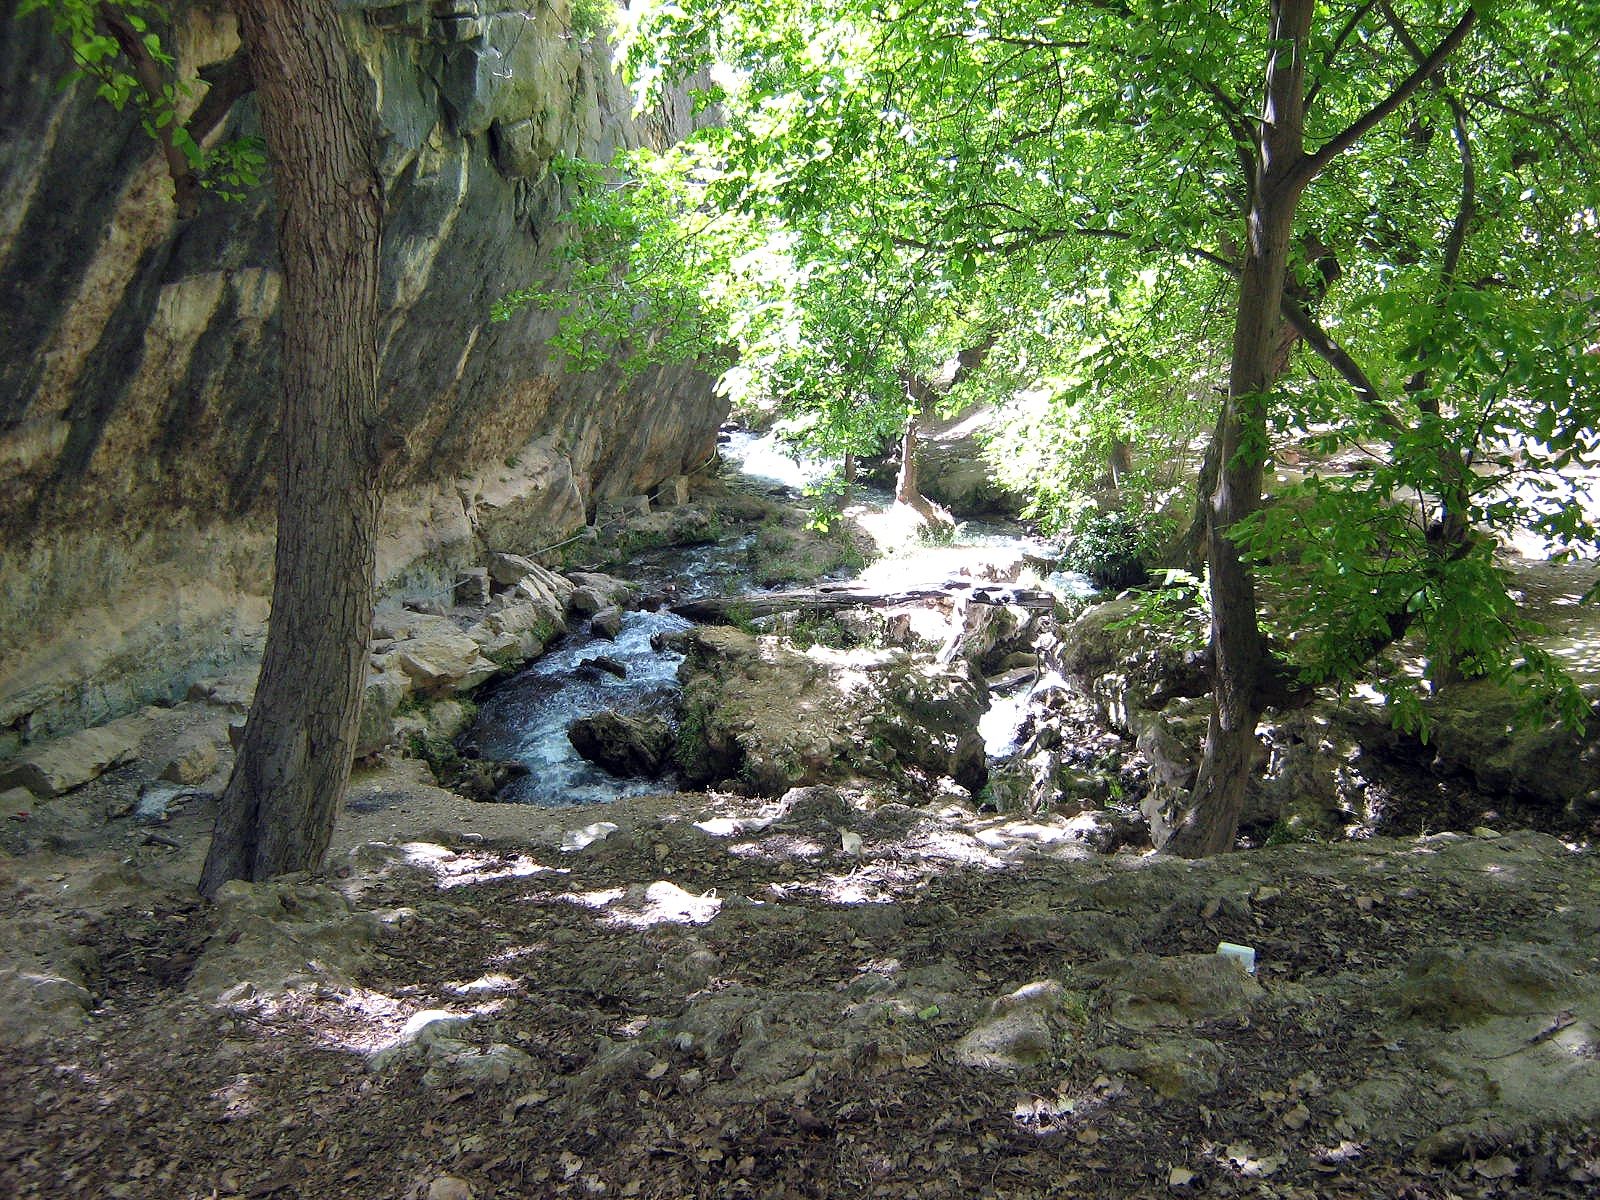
[200,0,383,897]
[1164,0,1315,858]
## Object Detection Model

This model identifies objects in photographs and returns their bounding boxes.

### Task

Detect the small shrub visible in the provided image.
[569,0,613,40]
[1065,510,1168,591]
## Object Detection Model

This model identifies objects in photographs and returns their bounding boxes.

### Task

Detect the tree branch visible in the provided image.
[1289,8,1475,192]
[186,51,255,147]
[99,9,200,219]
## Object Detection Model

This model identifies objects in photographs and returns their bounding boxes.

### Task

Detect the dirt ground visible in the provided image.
[4,771,1600,1200]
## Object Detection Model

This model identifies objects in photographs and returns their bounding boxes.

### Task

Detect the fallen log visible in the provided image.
[672,582,1059,623]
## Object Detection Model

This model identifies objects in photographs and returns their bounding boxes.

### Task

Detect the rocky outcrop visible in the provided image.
[675,626,988,796]
[0,0,724,750]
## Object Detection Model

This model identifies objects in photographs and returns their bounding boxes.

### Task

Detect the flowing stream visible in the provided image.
[466,428,1091,805]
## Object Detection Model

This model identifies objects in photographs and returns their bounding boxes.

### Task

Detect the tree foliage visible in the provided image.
[18,0,265,213]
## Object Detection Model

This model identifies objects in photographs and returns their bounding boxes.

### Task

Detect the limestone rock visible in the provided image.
[189,878,383,1003]
[1095,1038,1224,1099]
[0,958,94,1046]
[1385,944,1571,1024]
[427,1176,475,1200]
[568,711,672,777]
[567,571,637,607]
[356,669,410,757]
[590,605,624,640]
[396,629,498,696]
[0,4,724,749]
[1088,953,1264,1028]
[952,980,1082,1071]
[0,718,143,798]
[159,729,222,785]
[488,551,541,587]
[1,786,36,821]
[453,567,490,605]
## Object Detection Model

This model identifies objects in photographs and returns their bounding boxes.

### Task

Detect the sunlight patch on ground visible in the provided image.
[398,842,555,888]
[558,880,723,927]
[445,973,522,996]
[974,816,1103,860]
[1012,1085,1113,1136]
[729,834,826,860]
[560,822,620,851]
[312,995,512,1057]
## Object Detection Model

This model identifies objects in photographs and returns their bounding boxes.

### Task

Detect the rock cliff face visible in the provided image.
[0,0,725,748]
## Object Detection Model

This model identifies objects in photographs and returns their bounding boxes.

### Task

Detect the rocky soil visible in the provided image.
[4,783,1600,1200]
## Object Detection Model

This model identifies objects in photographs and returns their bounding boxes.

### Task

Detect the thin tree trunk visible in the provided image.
[1165,0,1315,858]
[200,0,383,897]
[895,415,922,506]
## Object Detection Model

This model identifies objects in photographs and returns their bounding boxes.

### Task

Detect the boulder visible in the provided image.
[0,717,144,798]
[189,878,403,1004]
[488,551,540,587]
[676,626,987,796]
[1095,1038,1225,1100]
[396,629,498,696]
[568,711,673,777]
[1086,953,1264,1028]
[159,729,223,785]
[567,570,637,609]
[1384,944,1571,1025]
[0,787,34,821]
[590,606,624,640]
[0,922,95,1045]
[356,669,410,757]
[952,980,1083,1071]
[453,567,490,605]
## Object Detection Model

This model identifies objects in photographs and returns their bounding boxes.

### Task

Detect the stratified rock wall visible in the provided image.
[0,1,724,747]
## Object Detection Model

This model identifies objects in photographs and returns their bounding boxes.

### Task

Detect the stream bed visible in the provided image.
[464,428,1090,806]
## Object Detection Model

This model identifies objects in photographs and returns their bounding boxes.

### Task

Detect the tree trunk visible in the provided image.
[894,415,922,506]
[1165,0,1315,858]
[200,0,383,897]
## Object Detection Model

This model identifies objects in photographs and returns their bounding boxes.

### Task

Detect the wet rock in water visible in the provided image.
[444,757,530,803]
[581,654,627,679]
[945,601,1036,674]
[569,586,608,616]
[567,570,639,610]
[590,605,625,640]
[952,980,1084,1071]
[568,711,673,777]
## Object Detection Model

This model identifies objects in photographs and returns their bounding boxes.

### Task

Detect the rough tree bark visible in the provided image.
[200,0,384,897]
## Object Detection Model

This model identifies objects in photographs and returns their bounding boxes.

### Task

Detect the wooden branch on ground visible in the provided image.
[672,583,1060,623]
